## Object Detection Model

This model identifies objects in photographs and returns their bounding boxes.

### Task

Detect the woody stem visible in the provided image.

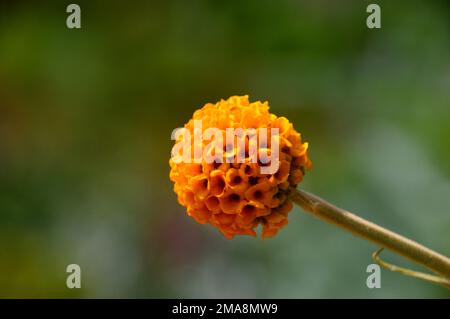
[291,188,450,281]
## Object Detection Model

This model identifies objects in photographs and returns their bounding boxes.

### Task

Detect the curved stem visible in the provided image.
[291,188,450,283]
[372,248,450,289]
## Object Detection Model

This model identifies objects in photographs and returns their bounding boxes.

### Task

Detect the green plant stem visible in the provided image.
[291,188,450,282]
[372,248,450,289]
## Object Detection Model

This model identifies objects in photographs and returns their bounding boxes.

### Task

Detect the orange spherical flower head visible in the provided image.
[169,95,312,239]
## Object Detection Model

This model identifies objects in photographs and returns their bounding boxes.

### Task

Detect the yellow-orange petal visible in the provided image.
[237,202,269,225]
[180,189,196,207]
[189,174,209,200]
[245,180,269,202]
[273,160,291,183]
[237,203,257,225]
[265,211,286,224]
[226,168,249,193]
[209,169,227,196]
[277,200,293,215]
[169,170,188,185]
[182,163,203,176]
[261,225,278,239]
[240,162,259,177]
[204,195,221,214]
[187,206,211,224]
[278,181,290,190]
[271,117,292,136]
[212,212,234,225]
[289,168,303,185]
[219,190,245,214]
[291,142,308,157]
[244,179,277,207]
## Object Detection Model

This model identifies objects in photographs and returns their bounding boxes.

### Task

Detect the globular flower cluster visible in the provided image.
[169,95,312,238]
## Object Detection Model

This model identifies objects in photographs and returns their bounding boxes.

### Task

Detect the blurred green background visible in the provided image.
[0,0,449,298]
